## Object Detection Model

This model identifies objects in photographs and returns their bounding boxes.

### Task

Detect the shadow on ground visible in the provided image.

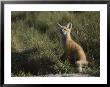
[11,48,56,77]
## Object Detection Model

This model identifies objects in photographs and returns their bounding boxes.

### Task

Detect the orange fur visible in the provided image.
[58,23,88,72]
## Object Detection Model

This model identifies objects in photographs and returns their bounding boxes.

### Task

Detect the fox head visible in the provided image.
[58,23,72,38]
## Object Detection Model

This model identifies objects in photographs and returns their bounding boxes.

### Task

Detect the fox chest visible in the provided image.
[66,40,74,49]
[65,42,77,63]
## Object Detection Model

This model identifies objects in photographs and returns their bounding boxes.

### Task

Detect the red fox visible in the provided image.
[58,23,88,72]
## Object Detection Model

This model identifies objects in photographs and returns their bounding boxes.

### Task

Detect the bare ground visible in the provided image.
[37,73,93,77]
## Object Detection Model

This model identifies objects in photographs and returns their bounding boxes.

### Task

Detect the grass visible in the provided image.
[11,11,100,77]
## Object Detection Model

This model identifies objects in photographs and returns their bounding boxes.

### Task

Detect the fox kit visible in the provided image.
[58,23,88,72]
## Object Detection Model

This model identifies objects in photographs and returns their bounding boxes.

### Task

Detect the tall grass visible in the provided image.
[11,11,100,76]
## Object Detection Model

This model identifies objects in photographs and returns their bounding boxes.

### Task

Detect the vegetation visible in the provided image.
[11,11,100,77]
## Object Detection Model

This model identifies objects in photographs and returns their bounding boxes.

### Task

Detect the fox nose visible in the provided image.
[59,29,62,32]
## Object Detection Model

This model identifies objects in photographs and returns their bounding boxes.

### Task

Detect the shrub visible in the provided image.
[11,11,100,76]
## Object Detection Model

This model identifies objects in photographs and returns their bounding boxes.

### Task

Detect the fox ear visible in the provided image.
[58,23,63,28]
[67,22,72,30]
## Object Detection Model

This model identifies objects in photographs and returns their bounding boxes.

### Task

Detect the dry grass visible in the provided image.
[11,11,100,77]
